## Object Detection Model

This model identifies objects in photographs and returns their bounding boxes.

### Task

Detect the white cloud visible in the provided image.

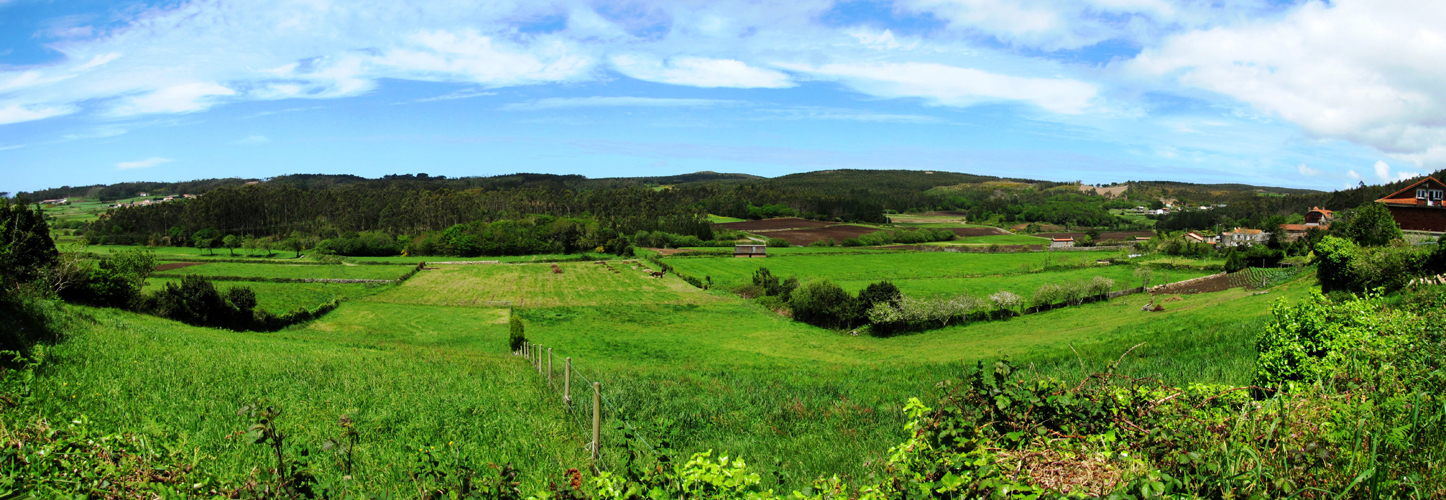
[1129,0,1446,170]
[1297,164,1320,176]
[1347,170,1361,180]
[1373,160,1421,183]
[612,55,793,89]
[785,62,1097,114]
[501,96,743,111]
[237,135,270,144]
[0,144,23,151]
[408,89,497,103]
[107,82,236,116]
[116,157,172,170]
[0,102,77,125]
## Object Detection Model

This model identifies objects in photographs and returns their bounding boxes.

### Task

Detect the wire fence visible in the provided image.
[513,341,660,472]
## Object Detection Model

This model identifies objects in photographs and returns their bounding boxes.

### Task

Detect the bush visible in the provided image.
[1336,201,1402,247]
[788,279,857,330]
[856,280,901,316]
[989,290,1022,317]
[508,314,525,352]
[1314,235,1428,293]
[764,237,791,248]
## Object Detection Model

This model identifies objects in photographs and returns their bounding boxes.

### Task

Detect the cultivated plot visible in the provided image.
[372,261,723,308]
[145,277,392,313]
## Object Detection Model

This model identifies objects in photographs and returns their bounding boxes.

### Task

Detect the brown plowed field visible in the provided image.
[715,217,835,232]
[1154,273,1232,294]
[947,227,1011,237]
[155,262,205,272]
[769,225,880,246]
[1009,223,1066,232]
[1037,231,1156,241]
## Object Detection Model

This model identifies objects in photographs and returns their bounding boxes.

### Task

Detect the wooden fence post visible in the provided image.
[537,346,543,374]
[547,348,553,385]
[564,357,572,405]
[592,382,602,465]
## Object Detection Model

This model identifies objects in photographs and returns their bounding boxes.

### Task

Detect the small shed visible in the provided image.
[734,244,767,258]
[1050,237,1074,248]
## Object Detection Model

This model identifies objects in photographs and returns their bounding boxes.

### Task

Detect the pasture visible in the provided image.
[374,261,721,308]
[11,244,1317,492]
[145,277,393,313]
[664,250,1127,287]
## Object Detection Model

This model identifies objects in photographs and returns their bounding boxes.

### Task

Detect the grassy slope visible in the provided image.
[19,306,587,493]
[16,251,1312,491]
[145,277,394,313]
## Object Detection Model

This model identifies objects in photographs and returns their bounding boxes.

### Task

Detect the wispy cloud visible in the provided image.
[1297,164,1320,176]
[501,96,744,111]
[237,135,271,144]
[116,157,172,170]
[0,144,23,151]
[406,89,498,104]
[753,107,942,124]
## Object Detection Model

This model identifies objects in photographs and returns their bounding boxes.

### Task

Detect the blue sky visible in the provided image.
[2,0,1443,194]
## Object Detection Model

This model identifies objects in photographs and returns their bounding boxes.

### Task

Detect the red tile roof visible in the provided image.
[1378,176,1446,207]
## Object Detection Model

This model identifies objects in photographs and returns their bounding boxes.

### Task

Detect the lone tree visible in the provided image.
[1,198,59,287]
[222,235,240,257]
[1338,202,1403,247]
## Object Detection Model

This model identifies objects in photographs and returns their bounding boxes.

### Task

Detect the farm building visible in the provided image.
[1184,232,1217,244]
[1376,177,1446,232]
[1279,224,1309,242]
[734,244,767,258]
[1050,237,1074,248]
[1305,206,1334,227]
[1220,228,1268,247]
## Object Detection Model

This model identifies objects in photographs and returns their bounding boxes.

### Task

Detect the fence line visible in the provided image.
[513,340,660,472]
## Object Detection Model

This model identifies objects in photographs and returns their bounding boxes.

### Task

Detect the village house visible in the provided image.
[1279,224,1309,242]
[1050,237,1074,248]
[1220,228,1268,247]
[1305,207,1334,227]
[1184,232,1218,245]
[1376,177,1446,232]
[734,244,767,258]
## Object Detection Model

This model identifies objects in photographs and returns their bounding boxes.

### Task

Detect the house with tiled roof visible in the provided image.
[1305,207,1334,227]
[1220,228,1268,247]
[1377,177,1446,232]
[1050,237,1074,248]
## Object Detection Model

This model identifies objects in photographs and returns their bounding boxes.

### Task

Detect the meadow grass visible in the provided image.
[922,234,1050,245]
[707,214,747,223]
[12,243,1317,492]
[152,262,411,280]
[832,265,1211,298]
[144,277,394,313]
[373,261,722,308]
[677,246,901,256]
[16,306,589,493]
[342,253,607,264]
[665,250,1126,287]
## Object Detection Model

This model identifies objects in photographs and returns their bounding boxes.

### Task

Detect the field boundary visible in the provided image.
[512,341,661,472]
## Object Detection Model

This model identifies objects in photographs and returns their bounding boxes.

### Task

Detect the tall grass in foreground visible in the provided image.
[5,306,588,494]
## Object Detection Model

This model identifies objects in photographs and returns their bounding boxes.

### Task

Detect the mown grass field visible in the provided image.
[833,265,1211,298]
[145,277,394,313]
[376,262,722,308]
[152,262,411,280]
[12,248,1315,492]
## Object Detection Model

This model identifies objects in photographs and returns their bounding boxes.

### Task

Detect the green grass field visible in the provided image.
[922,234,1050,245]
[374,262,722,308]
[10,247,1316,493]
[833,265,1210,298]
[707,214,747,223]
[665,250,1126,287]
[152,262,411,280]
[145,277,394,313]
[15,306,586,493]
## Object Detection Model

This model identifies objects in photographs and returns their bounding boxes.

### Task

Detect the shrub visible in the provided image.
[1031,283,1062,309]
[1336,201,1402,247]
[989,290,1022,317]
[788,279,856,329]
[856,280,902,316]
[764,237,791,248]
[1255,290,1404,388]
[1314,235,1428,293]
[508,314,525,352]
